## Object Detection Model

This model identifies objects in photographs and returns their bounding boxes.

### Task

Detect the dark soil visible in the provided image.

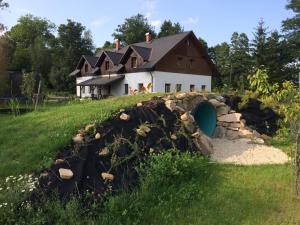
[224,96,279,136]
[34,97,198,201]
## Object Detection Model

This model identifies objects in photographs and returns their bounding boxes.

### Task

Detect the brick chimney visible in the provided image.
[145,32,152,43]
[115,39,120,50]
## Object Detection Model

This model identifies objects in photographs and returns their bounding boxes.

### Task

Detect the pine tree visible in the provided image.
[251,19,268,68]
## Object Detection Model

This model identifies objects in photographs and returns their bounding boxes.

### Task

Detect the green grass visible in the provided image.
[1,152,300,225]
[0,94,299,225]
[0,95,155,178]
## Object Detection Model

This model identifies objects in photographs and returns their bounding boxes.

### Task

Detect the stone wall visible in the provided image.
[164,92,264,155]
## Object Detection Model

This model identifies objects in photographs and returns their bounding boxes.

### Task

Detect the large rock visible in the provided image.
[73,134,84,143]
[182,96,205,111]
[101,172,114,181]
[192,130,213,156]
[120,113,130,121]
[238,129,253,138]
[226,130,239,140]
[59,168,74,180]
[216,105,230,116]
[175,92,187,100]
[208,99,225,108]
[213,126,226,138]
[217,113,242,123]
[165,100,176,112]
[216,95,225,102]
[229,122,241,128]
[183,120,197,133]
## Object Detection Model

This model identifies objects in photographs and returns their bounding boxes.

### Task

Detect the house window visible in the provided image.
[176,84,182,92]
[177,57,183,67]
[138,83,144,92]
[82,86,85,94]
[165,83,171,93]
[201,85,206,91]
[124,84,129,95]
[84,64,88,73]
[189,59,194,68]
[105,61,110,70]
[190,84,195,92]
[87,86,90,94]
[131,57,137,68]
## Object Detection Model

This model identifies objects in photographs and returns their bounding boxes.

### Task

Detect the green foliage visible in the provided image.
[158,20,183,38]
[49,20,94,92]
[96,41,115,53]
[8,98,20,117]
[112,14,156,45]
[21,72,35,101]
[247,68,279,96]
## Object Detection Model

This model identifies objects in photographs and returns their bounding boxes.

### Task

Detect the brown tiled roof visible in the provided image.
[76,31,217,73]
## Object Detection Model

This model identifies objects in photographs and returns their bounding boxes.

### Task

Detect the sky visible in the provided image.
[1,0,294,48]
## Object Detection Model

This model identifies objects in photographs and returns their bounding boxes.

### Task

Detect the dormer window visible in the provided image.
[84,64,88,73]
[131,57,137,68]
[105,61,110,70]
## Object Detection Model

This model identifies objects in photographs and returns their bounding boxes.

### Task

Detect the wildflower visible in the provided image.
[0,204,2,208]
[5,177,10,182]
[0,187,3,191]
[6,187,10,190]
[21,189,25,193]
[3,203,7,206]
[29,188,33,192]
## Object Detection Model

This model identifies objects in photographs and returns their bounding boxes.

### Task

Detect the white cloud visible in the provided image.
[91,16,112,27]
[150,19,161,29]
[140,0,162,30]
[184,17,199,25]
[141,0,157,19]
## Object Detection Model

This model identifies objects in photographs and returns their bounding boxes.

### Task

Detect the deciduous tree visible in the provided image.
[158,20,183,38]
[112,14,156,45]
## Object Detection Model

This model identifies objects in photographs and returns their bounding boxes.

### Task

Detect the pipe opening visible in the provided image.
[192,102,217,137]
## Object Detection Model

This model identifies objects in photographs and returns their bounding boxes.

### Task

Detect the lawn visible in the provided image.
[0,95,156,178]
[0,94,299,225]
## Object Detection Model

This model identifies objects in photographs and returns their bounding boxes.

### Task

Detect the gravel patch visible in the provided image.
[211,138,289,165]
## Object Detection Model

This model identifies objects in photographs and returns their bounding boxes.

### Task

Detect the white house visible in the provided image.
[70,31,217,98]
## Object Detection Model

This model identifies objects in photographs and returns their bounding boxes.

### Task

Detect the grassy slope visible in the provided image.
[102,164,300,225]
[0,95,155,178]
[160,164,300,225]
[1,95,300,225]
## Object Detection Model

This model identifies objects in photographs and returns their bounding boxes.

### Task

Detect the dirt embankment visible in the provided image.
[35,97,198,200]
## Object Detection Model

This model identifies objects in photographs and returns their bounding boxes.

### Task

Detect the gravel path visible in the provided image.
[211,138,289,165]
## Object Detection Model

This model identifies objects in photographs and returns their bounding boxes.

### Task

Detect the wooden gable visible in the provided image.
[121,47,144,73]
[155,34,213,76]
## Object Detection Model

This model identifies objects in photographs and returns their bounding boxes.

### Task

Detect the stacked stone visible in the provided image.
[164,92,262,155]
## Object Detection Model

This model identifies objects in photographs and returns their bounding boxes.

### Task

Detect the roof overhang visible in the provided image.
[77,75,125,86]
[69,69,80,77]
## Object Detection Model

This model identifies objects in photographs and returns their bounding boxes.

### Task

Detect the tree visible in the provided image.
[251,19,269,68]
[112,14,156,45]
[49,20,94,91]
[158,20,183,38]
[230,32,253,89]
[282,0,300,85]
[8,14,55,83]
[198,37,209,52]
[0,0,9,32]
[282,0,300,61]
[210,42,231,85]
[0,35,12,96]
[95,41,115,54]
[9,14,55,49]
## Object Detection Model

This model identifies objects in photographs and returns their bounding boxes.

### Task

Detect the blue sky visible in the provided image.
[1,0,294,48]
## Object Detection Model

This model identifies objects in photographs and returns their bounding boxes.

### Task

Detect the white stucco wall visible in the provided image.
[76,71,212,98]
[76,76,94,97]
[152,71,211,93]
[110,72,152,96]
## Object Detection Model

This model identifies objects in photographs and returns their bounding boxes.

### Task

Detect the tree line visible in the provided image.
[0,0,299,95]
